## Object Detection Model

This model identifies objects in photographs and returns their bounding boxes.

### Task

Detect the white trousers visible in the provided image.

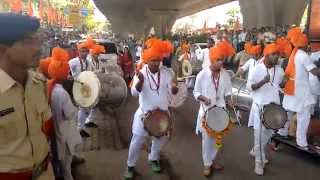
[127,134,168,167]
[202,132,218,167]
[254,126,272,162]
[278,107,311,147]
[77,108,90,129]
[61,146,73,180]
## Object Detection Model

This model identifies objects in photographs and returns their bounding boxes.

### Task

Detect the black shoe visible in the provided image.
[80,129,91,138]
[85,122,99,128]
[124,166,135,179]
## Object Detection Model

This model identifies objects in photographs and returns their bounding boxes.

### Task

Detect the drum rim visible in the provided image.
[262,103,288,130]
[205,106,230,132]
[73,71,101,108]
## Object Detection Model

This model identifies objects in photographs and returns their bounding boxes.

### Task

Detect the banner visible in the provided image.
[68,5,81,26]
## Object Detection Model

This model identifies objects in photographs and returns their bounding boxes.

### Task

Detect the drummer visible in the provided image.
[124,39,178,179]
[193,41,234,177]
[68,37,95,138]
[247,43,284,176]
[88,44,105,72]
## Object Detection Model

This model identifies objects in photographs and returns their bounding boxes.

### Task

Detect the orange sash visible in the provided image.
[284,48,298,95]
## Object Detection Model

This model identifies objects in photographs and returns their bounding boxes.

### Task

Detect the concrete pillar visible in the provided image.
[239,0,307,28]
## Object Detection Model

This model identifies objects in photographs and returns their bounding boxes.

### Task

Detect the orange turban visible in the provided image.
[142,38,172,63]
[244,42,253,54]
[249,45,262,56]
[145,38,160,49]
[51,47,69,62]
[39,57,51,76]
[48,60,70,81]
[263,43,278,56]
[90,44,106,55]
[291,33,308,48]
[287,27,302,41]
[77,37,96,49]
[216,40,236,58]
[48,47,70,80]
[276,37,292,58]
[209,46,224,63]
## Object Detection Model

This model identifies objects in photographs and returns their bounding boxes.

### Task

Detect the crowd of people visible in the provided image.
[1,12,320,180]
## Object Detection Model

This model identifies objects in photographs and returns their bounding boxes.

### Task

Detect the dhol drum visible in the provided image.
[262,103,288,130]
[73,71,101,108]
[190,59,202,75]
[202,106,232,148]
[73,71,127,109]
[96,73,128,109]
[168,82,187,108]
[143,110,172,137]
[102,63,124,77]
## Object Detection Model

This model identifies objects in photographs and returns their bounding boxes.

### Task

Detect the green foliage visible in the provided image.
[226,8,240,27]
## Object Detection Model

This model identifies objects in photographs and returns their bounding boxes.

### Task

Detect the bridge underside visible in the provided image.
[94,0,307,37]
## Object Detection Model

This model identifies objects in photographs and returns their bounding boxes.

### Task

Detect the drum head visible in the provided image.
[262,103,288,130]
[206,107,230,132]
[168,82,187,108]
[144,111,171,137]
[73,71,101,108]
[182,60,193,77]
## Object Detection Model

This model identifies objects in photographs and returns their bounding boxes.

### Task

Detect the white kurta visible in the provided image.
[131,65,173,136]
[51,84,81,159]
[247,63,284,130]
[68,57,90,77]
[282,50,317,113]
[240,57,263,90]
[193,67,232,134]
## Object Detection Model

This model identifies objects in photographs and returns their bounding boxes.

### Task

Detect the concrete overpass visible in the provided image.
[94,0,308,37]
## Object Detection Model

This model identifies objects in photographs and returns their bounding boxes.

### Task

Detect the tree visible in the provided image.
[226,8,240,28]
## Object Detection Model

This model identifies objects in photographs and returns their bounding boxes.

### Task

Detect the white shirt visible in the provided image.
[131,65,173,113]
[201,48,210,69]
[239,32,247,42]
[248,63,284,105]
[193,68,232,134]
[51,84,81,159]
[68,57,90,77]
[240,58,263,90]
[309,51,320,95]
[136,46,142,58]
[283,49,317,112]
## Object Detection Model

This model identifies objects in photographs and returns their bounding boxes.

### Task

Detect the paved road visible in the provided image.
[73,94,320,180]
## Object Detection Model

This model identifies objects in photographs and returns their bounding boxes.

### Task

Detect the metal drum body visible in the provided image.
[205,107,230,132]
[190,59,202,75]
[96,73,127,109]
[143,110,172,137]
[262,103,288,130]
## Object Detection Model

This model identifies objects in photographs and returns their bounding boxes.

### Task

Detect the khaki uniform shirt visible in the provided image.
[0,68,51,172]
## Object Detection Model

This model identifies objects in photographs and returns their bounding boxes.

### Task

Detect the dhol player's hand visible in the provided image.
[136,71,144,84]
[204,97,211,106]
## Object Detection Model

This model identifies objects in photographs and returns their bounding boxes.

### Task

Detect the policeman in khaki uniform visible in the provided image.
[0,13,54,180]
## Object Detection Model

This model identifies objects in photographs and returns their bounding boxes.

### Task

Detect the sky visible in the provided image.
[91,0,242,29]
[172,1,242,31]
